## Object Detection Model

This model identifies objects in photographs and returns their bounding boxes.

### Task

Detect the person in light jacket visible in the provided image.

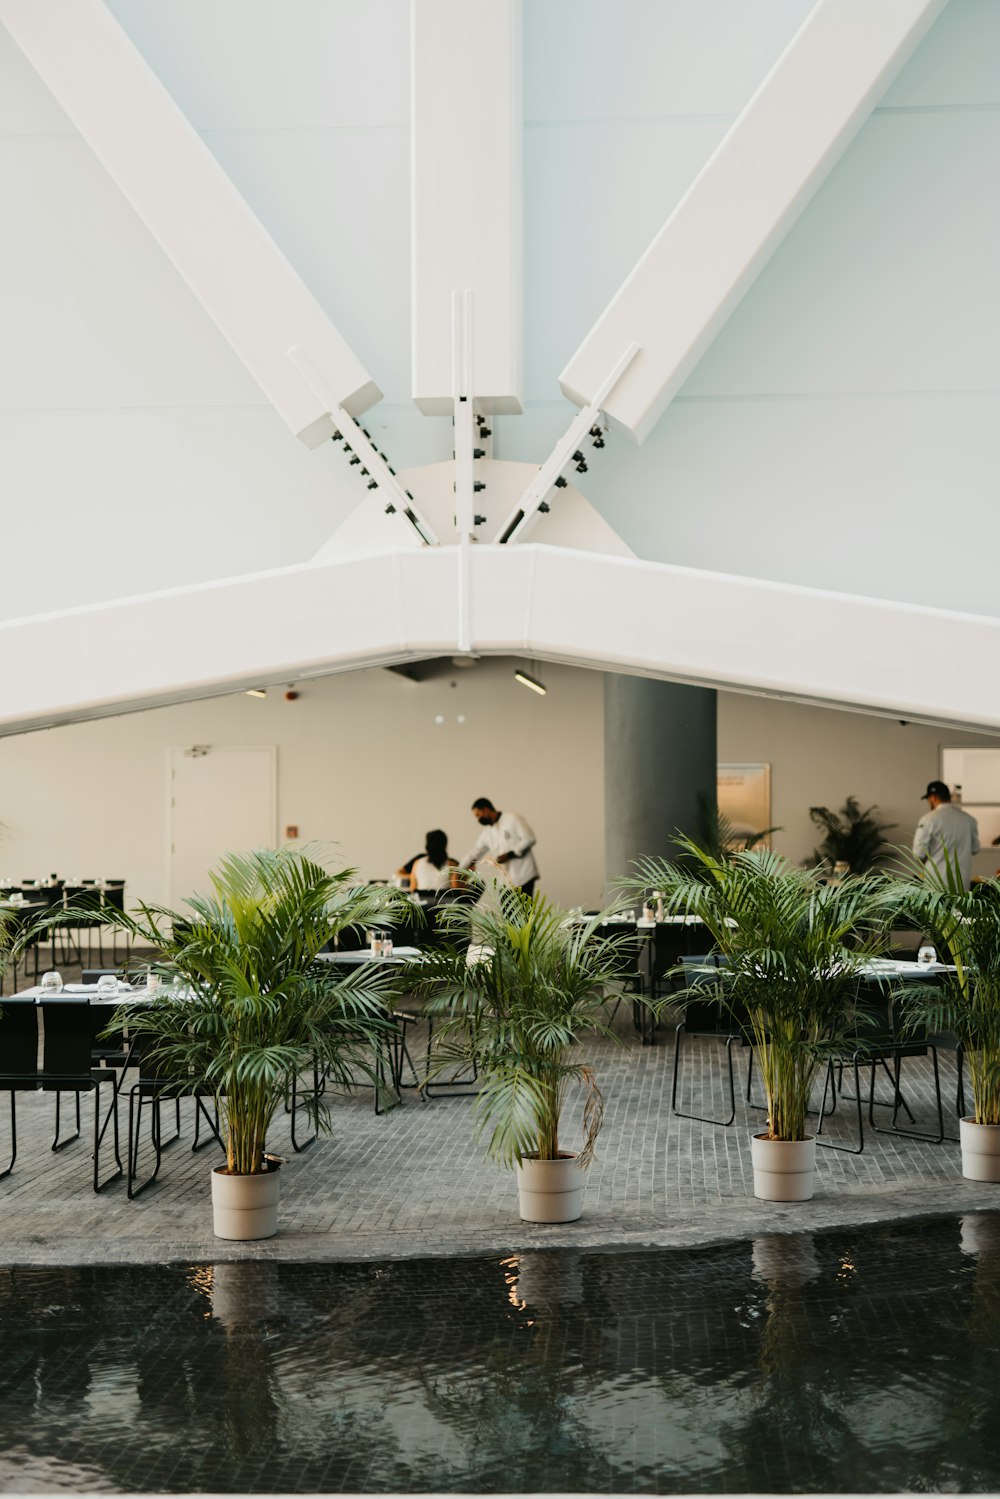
[913,780,980,889]
[461,797,539,897]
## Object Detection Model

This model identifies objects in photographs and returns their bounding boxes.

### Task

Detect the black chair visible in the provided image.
[0,902,46,994]
[635,921,710,1044]
[670,955,745,1127]
[0,1000,43,1179]
[125,1028,221,1198]
[60,886,107,968]
[817,980,945,1154]
[101,883,129,965]
[20,886,64,980]
[38,999,123,1190]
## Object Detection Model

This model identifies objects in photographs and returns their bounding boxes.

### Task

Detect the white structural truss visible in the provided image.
[1,0,995,737]
[411,0,523,415]
[0,0,380,448]
[558,0,947,441]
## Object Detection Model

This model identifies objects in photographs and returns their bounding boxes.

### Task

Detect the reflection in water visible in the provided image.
[0,1217,999,1492]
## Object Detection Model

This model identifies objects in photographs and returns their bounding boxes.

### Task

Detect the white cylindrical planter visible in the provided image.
[516,1154,586,1223]
[750,1135,816,1202]
[960,1119,1000,1183]
[211,1162,281,1240]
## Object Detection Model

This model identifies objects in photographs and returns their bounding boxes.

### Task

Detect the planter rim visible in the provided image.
[518,1150,580,1163]
[752,1132,815,1145]
[212,1160,281,1178]
[961,1117,1000,1130]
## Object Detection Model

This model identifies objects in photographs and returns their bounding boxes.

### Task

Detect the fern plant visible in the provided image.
[809,796,896,874]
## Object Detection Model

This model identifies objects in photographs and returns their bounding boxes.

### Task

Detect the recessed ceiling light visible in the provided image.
[245,688,267,698]
[514,670,546,696]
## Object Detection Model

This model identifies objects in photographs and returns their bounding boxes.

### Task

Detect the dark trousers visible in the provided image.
[519,878,537,898]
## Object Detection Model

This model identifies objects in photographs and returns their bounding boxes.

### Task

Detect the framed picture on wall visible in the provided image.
[718,763,772,849]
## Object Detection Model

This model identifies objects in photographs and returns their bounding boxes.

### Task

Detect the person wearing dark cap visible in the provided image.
[462,797,539,896]
[913,781,979,889]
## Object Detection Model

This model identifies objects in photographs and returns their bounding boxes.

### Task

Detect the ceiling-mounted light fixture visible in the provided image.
[514,669,547,696]
[245,688,267,699]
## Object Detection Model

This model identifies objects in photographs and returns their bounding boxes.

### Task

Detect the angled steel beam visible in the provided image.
[494,342,638,544]
[558,0,948,443]
[0,0,381,448]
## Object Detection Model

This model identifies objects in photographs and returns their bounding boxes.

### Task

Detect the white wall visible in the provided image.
[0,659,606,911]
[1,661,998,913]
[718,693,1000,884]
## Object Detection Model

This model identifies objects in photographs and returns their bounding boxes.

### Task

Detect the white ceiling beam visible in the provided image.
[0,0,380,448]
[1,545,997,736]
[558,0,948,443]
[411,0,523,415]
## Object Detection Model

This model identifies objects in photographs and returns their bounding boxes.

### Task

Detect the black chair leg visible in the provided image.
[192,1095,224,1152]
[956,1041,968,1119]
[0,1093,16,1180]
[816,1057,865,1154]
[128,1089,164,1198]
[869,1047,945,1144]
[290,1063,319,1149]
[93,1082,122,1192]
[52,1091,81,1151]
[422,1017,479,1099]
[670,1024,737,1127]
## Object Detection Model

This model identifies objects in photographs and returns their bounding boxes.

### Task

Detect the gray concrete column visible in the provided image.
[604,674,717,888]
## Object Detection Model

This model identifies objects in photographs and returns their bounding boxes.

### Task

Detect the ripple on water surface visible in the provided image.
[1,1214,1000,1492]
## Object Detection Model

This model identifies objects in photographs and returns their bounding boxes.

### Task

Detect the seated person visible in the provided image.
[409,829,459,892]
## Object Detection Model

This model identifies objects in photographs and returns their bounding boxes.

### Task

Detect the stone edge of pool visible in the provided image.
[2,1180,998,1267]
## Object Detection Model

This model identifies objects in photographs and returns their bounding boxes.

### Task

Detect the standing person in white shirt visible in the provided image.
[913,780,980,889]
[462,797,539,897]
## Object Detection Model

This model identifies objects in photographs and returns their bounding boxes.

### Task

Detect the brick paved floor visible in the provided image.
[2,996,997,1267]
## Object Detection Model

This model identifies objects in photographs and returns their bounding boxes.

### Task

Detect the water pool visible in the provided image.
[1,1214,999,1493]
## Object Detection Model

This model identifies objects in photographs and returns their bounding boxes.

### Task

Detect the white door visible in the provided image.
[168,745,276,909]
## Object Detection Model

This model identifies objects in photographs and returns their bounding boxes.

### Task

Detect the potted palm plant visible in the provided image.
[632,839,892,1201]
[809,796,897,874]
[404,883,633,1222]
[896,873,1000,1181]
[99,847,410,1239]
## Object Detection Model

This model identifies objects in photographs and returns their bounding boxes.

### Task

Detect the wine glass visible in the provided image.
[96,974,119,999]
[39,971,63,995]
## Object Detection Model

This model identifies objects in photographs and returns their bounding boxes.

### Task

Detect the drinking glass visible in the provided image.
[917,944,937,966]
[39,971,63,995]
[96,974,119,999]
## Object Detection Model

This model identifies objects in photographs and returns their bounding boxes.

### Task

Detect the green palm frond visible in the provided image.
[625,837,894,1140]
[86,847,407,1173]
[809,796,897,873]
[402,882,631,1166]
[893,876,1000,1124]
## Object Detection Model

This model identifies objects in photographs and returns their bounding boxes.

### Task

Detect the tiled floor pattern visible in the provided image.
[2,992,996,1265]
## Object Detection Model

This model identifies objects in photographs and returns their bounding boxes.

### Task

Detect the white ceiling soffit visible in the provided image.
[0,0,380,447]
[0,547,997,736]
[558,0,948,443]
